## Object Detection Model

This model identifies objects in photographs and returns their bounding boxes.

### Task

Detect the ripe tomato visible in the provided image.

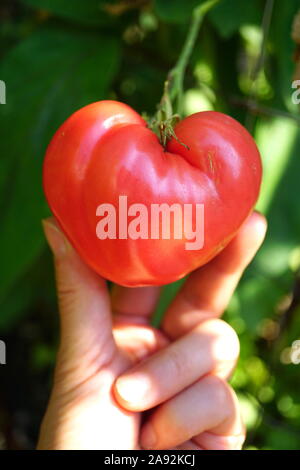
[43,100,262,286]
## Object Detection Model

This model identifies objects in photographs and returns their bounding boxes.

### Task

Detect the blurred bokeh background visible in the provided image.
[0,0,300,450]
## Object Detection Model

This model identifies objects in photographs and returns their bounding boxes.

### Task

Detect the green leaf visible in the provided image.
[237,276,286,334]
[255,117,299,214]
[0,27,120,302]
[209,0,262,38]
[254,116,300,280]
[154,0,202,24]
[0,250,56,333]
[22,0,114,26]
[0,276,36,332]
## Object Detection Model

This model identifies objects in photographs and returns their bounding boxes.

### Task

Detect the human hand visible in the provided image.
[38,212,266,450]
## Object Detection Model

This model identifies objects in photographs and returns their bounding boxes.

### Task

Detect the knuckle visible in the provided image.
[168,347,187,377]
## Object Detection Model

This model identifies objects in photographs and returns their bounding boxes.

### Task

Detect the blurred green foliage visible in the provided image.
[0,0,300,450]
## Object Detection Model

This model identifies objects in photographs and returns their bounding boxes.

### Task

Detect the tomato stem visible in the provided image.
[169,0,220,115]
[148,0,220,147]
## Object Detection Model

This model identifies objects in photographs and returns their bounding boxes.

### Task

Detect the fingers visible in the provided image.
[139,375,245,450]
[175,441,203,450]
[114,318,239,411]
[113,324,169,362]
[162,212,267,339]
[192,430,245,451]
[42,218,116,386]
[111,285,161,325]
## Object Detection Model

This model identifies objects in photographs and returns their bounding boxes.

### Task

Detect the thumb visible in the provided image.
[42,217,116,387]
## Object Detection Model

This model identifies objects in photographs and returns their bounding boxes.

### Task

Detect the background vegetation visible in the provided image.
[0,0,300,450]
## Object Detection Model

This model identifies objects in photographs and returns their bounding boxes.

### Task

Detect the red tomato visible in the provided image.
[43,100,262,286]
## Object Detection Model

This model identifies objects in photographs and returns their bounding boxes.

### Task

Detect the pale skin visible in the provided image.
[38,212,267,450]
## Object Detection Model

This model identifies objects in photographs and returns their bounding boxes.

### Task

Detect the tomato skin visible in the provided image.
[43,100,262,286]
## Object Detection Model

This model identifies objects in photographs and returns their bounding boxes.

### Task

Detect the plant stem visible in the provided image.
[168,0,220,115]
[245,0,274,132]
[149,0,220,145]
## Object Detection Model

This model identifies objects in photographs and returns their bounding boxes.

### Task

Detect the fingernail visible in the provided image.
[115,375,150,405]
[141,423,157,449]
[42,219,71,258]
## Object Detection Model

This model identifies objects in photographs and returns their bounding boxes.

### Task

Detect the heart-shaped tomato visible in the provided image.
[43,100,262,286]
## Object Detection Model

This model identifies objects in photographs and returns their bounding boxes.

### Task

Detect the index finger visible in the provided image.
[162,211,267,339]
